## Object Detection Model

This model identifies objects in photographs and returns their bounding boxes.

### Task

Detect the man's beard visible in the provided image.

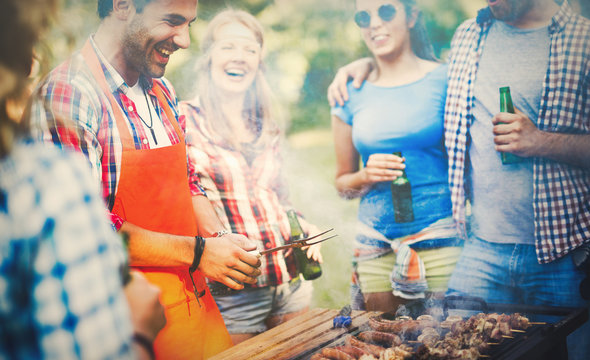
[121,19,164,80]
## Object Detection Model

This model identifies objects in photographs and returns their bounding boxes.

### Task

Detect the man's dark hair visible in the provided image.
[97,0,153,19]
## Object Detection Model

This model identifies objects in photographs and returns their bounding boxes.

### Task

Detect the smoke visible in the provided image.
[283,130,358,309]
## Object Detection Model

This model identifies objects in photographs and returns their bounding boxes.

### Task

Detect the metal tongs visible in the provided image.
[249,228,337,257]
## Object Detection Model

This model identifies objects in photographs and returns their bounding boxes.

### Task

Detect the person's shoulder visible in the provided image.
[179,97,205,123]
[36,51,104,105]
[425,63,449,85]
[1,140,96,235]
[41,51,93,88]
[558,12,590,67]
[7,140,92,186]
[562,12,590,40]
[455,17,479,36]
[153,77,178,101]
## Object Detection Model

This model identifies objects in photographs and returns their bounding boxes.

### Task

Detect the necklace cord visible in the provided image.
[138,86,158,145]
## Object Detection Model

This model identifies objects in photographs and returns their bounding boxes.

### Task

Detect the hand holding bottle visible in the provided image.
[287,210,323,280]
[492,107,541,160]
[362,153,406,185]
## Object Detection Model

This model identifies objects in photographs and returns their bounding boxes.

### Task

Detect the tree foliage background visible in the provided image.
[42,0,487,308]
[47,0,485,134]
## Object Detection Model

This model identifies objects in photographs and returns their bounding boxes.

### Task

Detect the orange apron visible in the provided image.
[81,41,232,360]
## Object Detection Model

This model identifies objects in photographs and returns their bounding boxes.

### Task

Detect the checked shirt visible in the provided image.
[180,99,299,287]
[0,141,134,359]
[30,37,205,230]
[444,3,590,263]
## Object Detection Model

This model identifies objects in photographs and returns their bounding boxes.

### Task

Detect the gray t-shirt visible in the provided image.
[468,20,550,244]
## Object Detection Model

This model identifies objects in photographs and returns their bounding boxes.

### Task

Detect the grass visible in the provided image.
[284,128,359,310]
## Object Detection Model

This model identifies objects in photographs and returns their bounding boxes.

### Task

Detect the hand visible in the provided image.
[492,107,543,158]
[297,218,324,263]
[198,233,262,290]
[327,57,374,107]
[124,271,166,342]
[361,153,405,186]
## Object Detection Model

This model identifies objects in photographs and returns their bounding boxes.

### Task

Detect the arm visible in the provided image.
[191,194,262,289]
[124,271,166,360]
[327,57,375,107]
[492,108,590,169]
[121,217,261,290]
[192,194,226,237]
[332,115,404,199]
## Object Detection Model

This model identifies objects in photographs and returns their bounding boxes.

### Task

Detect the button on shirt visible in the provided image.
[30,37,205,230]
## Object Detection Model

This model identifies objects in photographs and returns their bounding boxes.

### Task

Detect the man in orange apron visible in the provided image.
[30,0,262,359]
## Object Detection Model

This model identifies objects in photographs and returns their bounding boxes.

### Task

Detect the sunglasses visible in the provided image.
[354,4,397,28]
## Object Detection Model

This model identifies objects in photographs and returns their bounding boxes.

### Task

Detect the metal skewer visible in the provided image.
[249,229,337,256]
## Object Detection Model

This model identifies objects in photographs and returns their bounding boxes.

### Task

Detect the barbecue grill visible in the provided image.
[297,296,588,360]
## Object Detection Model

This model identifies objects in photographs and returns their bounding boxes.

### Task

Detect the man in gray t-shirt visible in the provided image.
[444,1,590,359]
[327,1,590,359]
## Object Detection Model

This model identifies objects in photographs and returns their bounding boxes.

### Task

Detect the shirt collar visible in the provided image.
[88,35,153,95]
[476,0,573,33]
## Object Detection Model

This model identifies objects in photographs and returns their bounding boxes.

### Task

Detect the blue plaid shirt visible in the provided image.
[0,140,134,359]
[445,2,590,263]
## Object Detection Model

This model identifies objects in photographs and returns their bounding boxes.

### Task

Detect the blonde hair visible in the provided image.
[194,8,278,151]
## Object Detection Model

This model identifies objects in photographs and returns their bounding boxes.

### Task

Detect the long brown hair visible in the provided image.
[399,0,436,61]
[192,8,279,151]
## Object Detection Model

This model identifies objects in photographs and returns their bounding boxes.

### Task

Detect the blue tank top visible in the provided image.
[331,64,452,245]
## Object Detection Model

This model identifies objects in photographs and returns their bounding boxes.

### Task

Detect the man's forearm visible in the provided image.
[538,132,590,169]
[121,222,194,267]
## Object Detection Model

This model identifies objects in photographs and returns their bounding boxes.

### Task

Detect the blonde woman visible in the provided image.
[180,9,322,344]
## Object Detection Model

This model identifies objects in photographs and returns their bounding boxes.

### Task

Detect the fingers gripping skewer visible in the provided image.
[248,229,337,257]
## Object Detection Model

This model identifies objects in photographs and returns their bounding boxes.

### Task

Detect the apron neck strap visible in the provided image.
[80,39,184,148]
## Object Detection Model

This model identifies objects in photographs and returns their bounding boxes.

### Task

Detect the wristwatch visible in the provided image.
[214,229,230,237]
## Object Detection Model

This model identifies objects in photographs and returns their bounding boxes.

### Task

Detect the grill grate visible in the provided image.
[295,297,588,360]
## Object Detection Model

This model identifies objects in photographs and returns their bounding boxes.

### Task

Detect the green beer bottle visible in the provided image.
[499,87,523,164]
[120,231,132,285]
[287,210,322,280]
[391,152,414,223]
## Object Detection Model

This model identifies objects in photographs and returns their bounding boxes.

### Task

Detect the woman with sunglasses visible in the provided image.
[179,9,323,345]
[331,0,462,312]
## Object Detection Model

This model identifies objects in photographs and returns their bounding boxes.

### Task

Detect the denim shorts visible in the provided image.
[446,235,590,360]
[212,277,312,334]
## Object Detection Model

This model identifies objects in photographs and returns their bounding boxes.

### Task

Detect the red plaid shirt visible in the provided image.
[30,37,205,230]
[445,3,590,263]
[180,99,298,287]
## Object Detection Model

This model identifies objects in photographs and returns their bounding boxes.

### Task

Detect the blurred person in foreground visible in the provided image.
[328,0,590,358]
[0,0,165,359]
[179,9,323,344]
[329,0,462,313]
[29,0,262,358]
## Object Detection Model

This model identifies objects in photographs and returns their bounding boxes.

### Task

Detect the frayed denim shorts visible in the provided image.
[211,277,312,334]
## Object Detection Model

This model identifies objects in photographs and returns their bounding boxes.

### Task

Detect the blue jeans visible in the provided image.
[447,236,590,360]
[212,277,312,334]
